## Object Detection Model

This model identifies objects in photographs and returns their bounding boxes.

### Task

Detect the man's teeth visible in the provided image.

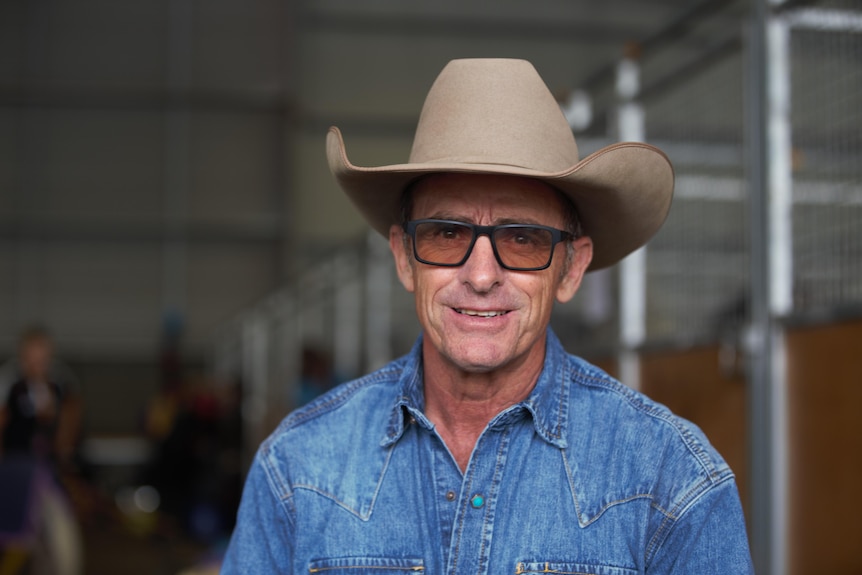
[456,309,508,317]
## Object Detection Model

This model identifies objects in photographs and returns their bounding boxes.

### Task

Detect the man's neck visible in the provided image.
[421,339,545,473]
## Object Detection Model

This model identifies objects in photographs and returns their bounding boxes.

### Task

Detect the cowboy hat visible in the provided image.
[326,58,674,271]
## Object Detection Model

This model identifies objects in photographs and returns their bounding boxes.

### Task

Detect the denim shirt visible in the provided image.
[223,330,753,574]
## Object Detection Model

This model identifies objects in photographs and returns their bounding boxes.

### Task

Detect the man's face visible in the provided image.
[390,173,593,376]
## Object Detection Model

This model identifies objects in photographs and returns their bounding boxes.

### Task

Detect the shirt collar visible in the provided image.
[518,328,569,448]
[382,336,430,447]
[382,328,569,449]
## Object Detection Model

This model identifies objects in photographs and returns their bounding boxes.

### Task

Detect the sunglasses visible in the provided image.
[403,219,573,271]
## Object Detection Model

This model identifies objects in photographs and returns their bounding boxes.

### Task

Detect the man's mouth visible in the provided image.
[454,308,510,318]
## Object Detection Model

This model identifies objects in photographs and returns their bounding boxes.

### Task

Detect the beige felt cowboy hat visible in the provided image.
[326,58,674,271]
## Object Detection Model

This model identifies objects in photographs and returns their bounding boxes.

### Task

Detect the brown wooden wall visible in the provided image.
[785,319,862,575]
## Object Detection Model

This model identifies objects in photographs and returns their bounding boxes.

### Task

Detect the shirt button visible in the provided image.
[445,491,456,502]
[471,494,485,508]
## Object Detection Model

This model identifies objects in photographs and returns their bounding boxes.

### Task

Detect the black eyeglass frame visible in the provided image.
[403,219,574,271]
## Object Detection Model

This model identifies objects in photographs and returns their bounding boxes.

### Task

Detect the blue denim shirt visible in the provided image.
[223,330,753,574]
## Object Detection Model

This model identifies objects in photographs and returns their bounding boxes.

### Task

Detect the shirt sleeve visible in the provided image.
[222,451,295,573]
[647,477,754,574]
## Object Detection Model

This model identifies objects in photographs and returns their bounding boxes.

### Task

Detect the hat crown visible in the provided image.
[409,59,580,172]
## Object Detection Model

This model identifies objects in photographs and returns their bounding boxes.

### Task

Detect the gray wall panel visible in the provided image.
[190,111,282,221]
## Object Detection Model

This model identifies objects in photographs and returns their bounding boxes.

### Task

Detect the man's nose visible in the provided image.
[458,235,503,291]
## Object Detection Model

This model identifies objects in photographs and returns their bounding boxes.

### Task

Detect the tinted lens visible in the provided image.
[413,221,474,265]
[494,226,554,269]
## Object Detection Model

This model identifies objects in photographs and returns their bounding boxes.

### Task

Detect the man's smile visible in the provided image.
[454,308,511,318]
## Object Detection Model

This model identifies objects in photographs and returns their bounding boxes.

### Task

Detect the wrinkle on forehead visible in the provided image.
[423,211,548,227]
[411,173,567,229]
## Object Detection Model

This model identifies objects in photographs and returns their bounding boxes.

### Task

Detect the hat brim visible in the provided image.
[327,126,674,271]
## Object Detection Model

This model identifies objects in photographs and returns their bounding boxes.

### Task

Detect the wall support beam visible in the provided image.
[746,2,791,574]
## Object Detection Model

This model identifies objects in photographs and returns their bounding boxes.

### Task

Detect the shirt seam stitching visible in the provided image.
[572,368,729,480]
[644,473,737,565]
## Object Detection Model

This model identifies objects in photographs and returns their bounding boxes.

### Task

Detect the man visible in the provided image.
[223,59,753,573]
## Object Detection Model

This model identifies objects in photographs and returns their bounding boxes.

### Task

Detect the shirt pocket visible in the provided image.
[515,561,637,575]
[308,557,425,574]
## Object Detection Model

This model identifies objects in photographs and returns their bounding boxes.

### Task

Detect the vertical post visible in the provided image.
[273,292,300,412]
[747,1,790,574]
[746,3,768,571]
[365,231,393,371]
[767,11,791,575]
[334,252,362,380]
[616,53,647,391]
[298,265,327,344]
[768,17,793,319]
[241,312,269,470]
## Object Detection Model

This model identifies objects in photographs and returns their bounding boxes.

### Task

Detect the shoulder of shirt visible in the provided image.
[271,358,407,443]
[256,356,406,458]
[252,356,410,515]
[283,356,407,430]
[562,352,736,521]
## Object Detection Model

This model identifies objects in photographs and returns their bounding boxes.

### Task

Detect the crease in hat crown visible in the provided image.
[326,57,675,272]
[407,58,581,173]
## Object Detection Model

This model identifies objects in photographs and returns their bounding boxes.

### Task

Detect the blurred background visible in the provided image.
[0,0,860,573]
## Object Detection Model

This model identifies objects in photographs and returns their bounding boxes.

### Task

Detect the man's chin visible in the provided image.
[443,345,515,374]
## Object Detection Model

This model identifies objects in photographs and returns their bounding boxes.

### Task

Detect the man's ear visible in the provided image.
[389,224,415,293]
[556,236,593,304]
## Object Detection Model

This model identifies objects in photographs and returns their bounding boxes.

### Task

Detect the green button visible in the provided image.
[471,494,485,508]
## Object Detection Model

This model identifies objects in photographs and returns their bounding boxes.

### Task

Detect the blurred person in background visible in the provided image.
[140,315,243,544]
[223,59,753,573]
[143,375,240,543]
[0,326,83,575]
[0,326,82,468]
